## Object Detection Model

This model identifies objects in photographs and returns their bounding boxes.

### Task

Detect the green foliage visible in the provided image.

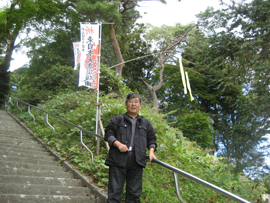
[26,30,78,76]
[262,174,270,194]
[13,64,78,105]
[8,90,265,202]
[120,23,157,97]
[0,0,86,107]
[176,110,215,149]
[76,0,122,24]
[144,24,176,50]
[100,34,118,68]
[195,0,270,174]
[99,65,129,95]
[142,2,270,176]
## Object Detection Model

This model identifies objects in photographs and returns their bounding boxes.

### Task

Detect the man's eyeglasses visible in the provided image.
[128,100,140,104]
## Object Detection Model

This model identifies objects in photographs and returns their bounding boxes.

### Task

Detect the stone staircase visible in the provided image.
[0,110,107,203]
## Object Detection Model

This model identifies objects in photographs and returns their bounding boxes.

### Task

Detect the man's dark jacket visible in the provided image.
[105,113,157,168]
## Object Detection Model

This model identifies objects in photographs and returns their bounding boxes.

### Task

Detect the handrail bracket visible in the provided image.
[46,113,55,131]
[80,130,94,162]
[173,172,187,203]
[28,106,35,122]
[16,101,22,112]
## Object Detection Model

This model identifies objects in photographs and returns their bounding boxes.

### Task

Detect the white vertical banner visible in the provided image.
[79,23,101,90]
[73,42,81,70]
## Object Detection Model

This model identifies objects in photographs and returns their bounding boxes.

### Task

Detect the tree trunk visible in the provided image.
[110,24,124,78]
[0,38,16,73]
[140,78,160,111]
[0,36,16,106]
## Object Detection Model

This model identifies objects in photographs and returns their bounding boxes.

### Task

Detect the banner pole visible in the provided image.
[95,23,102,155]
[95,23,102,135]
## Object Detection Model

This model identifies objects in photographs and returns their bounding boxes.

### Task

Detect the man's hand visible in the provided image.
[149,147,157,162]
[114,140,129,152]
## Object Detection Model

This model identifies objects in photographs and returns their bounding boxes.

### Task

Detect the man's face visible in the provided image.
[125,97,141,116]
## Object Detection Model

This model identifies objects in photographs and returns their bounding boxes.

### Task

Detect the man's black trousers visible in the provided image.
[108,151,143,203]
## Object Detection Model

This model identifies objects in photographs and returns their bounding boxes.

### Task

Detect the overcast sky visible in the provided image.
[1,0,225,71]
[137,0,223,26]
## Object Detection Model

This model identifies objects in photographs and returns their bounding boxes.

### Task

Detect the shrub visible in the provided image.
[13,64,78,105]
[177,110,216,149]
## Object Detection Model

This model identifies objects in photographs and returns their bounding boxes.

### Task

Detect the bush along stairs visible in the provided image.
[0,110,107,203]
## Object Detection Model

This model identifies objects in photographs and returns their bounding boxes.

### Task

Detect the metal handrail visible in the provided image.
[146,156,251,203]
[7,96,103,162]
[6,96,251,202]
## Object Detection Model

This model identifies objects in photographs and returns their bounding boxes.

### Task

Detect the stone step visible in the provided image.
[0,145,49,155]
[0,138,43,148]
[0,128,33,133]
[0,194,98,203]
[0,132,30,137]
[0,183,91,196]
[0,167,74,178]
[0,110,107,202]
[0,127,27,133]
[0,154,57,164]
[0,143,45,151]
[0,174,82,187]
[0,121,25,127]
[0,143,43,151]
[1,160,66,171]
[0,137,37,144]
[0,143,49,152]
[0,150,56,161]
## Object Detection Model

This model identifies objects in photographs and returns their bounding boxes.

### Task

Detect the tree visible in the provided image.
[25,29,81,76]
[0,0,80,105]
[141,23,198,110]
[141,0,270,174]
[118,23,157,96]
[75,0,137,77]
[75,0,170,78]
[0,0,34,105]
[157,0,270,173]
[198,0,270,173]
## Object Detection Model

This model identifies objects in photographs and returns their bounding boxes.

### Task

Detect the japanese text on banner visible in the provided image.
[79,23,100,90]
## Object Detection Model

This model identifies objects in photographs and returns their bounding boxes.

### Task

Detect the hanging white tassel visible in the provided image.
[185,71,194,101]
[178,54,187,94]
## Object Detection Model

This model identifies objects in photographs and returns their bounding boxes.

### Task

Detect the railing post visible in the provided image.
[46,113,55,131]
[173,172,186,203]
[9,96,14,106]
[80,130,93,162]
[16,101,22,112]
[28,106,35,122]
[93,102,103,156]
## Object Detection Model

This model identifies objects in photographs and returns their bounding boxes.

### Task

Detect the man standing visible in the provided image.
[105,93,157,203]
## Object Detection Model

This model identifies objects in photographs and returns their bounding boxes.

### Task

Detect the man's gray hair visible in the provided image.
[125,93,142,104]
